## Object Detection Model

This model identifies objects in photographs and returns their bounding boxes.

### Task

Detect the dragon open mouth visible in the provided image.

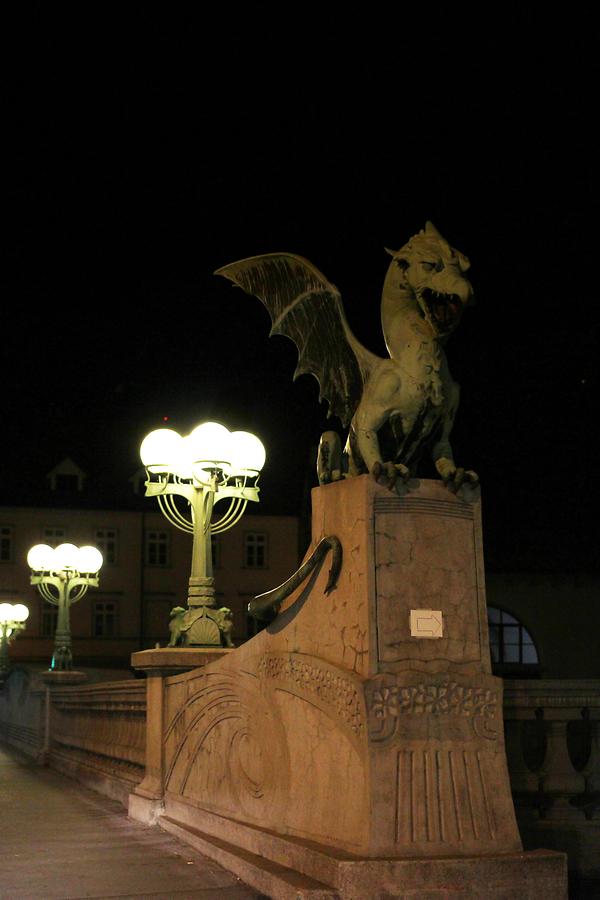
[421,288,463,333]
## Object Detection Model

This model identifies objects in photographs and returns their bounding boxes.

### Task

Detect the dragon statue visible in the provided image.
[215,221,477,495]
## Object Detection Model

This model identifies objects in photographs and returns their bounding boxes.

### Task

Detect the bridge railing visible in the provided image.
[504,678,600,882]
[1,670,599,879]
[0,667,44,755]
[0,668,145,806]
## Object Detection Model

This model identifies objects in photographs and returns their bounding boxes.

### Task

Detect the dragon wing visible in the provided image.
[215,253,380,427]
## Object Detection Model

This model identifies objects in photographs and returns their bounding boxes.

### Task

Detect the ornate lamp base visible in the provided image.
[168,576,235,648]
[168,605,234,648]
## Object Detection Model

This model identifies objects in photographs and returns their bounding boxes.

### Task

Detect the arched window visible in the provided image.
[487,607,539,666]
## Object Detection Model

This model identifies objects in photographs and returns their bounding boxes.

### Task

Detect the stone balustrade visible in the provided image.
[0,668,146,806]
[503,678,600,882]
[0,667,44,755]
[48,679,146,805]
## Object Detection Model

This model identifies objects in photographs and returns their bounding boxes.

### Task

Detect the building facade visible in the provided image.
[2,456,598,680]
[0,501,299,669]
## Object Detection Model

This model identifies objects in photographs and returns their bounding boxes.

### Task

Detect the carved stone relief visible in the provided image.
[257,652,365,747]
[163,670,290,825]
[393,747,501,846]
[366,676,501,746]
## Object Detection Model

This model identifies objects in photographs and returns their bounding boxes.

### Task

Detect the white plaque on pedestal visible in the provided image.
[410,609,443,638]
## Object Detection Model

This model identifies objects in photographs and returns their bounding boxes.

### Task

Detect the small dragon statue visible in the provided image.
[216,222,477,494]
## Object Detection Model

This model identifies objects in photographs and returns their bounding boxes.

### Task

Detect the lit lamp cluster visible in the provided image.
[0,602,29,683]
[28,543,103,673]
[140,421,265,647]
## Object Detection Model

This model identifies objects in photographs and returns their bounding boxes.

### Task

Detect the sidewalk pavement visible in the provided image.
[0,746,265,899]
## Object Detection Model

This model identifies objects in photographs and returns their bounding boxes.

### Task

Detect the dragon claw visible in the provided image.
[455,467,466,488]
[436,458,479,494]
[373,460,410,491]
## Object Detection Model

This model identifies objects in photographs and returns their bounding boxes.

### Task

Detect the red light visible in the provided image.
[163,416,169,422]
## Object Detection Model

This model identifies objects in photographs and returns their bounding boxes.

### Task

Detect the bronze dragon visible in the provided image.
[215,221,478,495]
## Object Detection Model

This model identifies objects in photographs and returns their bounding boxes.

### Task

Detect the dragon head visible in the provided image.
[384,222,473,340]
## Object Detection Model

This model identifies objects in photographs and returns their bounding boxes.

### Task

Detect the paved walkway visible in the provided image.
[0,746,265,899]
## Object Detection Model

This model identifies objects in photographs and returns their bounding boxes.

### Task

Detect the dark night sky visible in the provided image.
[3,8,598,572]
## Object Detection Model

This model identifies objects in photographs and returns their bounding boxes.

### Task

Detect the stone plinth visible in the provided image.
[131,646,234,676]
[129,477,567,897]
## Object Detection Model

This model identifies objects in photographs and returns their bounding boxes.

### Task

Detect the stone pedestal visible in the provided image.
[129,477,567,897]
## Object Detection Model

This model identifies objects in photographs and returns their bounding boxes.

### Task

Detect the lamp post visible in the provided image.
[140,421,265,647]
[0,603,29,684]
[28,543,103,675]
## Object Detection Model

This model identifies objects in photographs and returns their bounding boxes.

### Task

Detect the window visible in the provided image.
[44,527,66,546]
[55,473,78,492]
[47,458,85,492]
[144,596,174,641]
[41,603,58,638]
[244,532,267,568]
[1,526,14,562]
[240,592,272,638]
[96,529,118,565]
[145,530,170,566]
[93,601,118,637]
[487,607,539,665]
[211,535,221,569]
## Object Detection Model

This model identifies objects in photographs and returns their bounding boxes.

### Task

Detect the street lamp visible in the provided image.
[0,603,29,684]
[28,542,103,673]
[140,421,265,647]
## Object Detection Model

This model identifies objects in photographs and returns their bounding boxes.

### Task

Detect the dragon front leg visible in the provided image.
[347,421,408,490]
[432,378,478,493]
[351,369,411,491]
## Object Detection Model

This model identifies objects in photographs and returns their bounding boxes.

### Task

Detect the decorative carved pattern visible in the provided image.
[258,653,364,737]
[163,672,290,825]
[51,700,146,713]
[374,495,474,520]
[371,682,497,720]
[395,749,497,846]
[50,743,145,782]
[0,721,40,750]
[50,682,146,713]
[367,678,501,745]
